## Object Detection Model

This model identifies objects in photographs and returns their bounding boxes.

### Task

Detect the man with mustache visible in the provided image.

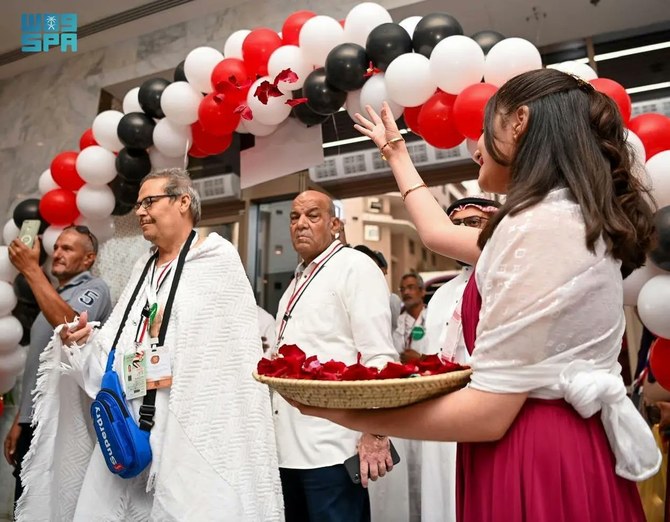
[4,226,112,508]
[16,169,283,521]
[272,190,398,522]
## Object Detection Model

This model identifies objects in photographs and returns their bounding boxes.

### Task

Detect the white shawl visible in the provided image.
[16,233,284,521]
[469,189,661,482]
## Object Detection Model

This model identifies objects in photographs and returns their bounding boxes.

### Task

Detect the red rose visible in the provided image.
[378,362,418,379]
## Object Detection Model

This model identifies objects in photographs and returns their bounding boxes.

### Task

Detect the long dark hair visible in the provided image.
[477,68,655,277]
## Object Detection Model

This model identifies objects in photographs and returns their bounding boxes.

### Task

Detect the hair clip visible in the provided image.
[570,74,595,93]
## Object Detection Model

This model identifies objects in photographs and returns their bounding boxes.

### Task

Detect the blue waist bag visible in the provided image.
[90,349,152,479]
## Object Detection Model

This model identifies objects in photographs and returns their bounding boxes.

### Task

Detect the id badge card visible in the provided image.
[146,345,173,390]
[123,350,147,400]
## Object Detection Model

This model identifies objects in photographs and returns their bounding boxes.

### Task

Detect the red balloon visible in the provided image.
[417,92,464,149]
[211,58,251,104]
[589,78,631,125]
[50,151,84,191]
[198,92,241,137]
[79,128,98,150]
[39,188,79,226]
[188,143,209,159]
[628,113,670,160]
[242,28,282,77]
[191,122,234,155]
[453,83,498,141]
[282,10,316,46]
[650,336,670,390]
[403,106,423,136]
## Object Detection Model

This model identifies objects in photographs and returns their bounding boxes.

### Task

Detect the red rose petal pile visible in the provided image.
[257,345,467,381]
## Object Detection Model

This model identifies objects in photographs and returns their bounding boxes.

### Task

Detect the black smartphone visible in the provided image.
[343,439,401,484]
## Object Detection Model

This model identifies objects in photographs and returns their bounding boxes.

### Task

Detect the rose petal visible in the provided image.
[286,97,308,107]
[274,68,299,85]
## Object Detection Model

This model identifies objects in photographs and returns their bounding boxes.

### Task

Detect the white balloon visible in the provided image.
[224,29,251,60]
[184,46,224,94]
[243,118,279,137]
[484,38,542,87]
[359,73,403,119]
[0,374,16,394]
[0,316,22,352]
[38,168,59,195]
[42,226,64,256]
[343,2,393,47]
[2,220,18,245]
[92,110,124,152]
[0,347,26,377]
[0,247,18,283]
[623,261,665,306]
[267,45,312,92]
[153,119,192,158]
[399,16,422,39]
[299,16,345,67]
[646,150,670,208]
[247,77,292,126]
[638,275,670,338]
[386,53,436,108]
[148,147,184,170]
[547,61,598,82]
[122,87,142,114]
[430,36,485,94]
[626,130,646,166]
[160,81,204,126]
[466,138,480,163]
[76,216,116,244]
[0,281,17,317]
[76,184,116,220]
[346,89,364,122]
[75,146,118,186]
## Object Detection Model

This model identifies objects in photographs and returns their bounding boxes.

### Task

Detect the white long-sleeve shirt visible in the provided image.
[272,240,397,469]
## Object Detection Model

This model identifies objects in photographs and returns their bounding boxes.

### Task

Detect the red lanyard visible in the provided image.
[275,241,344,348]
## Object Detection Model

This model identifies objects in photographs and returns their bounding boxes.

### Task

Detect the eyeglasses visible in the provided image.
[133,194,175,211]
[64,225,99,254]
[451,216,489,228]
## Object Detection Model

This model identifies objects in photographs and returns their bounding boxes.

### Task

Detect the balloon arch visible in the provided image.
[1,2,670,395]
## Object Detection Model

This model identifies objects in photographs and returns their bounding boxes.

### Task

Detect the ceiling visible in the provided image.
[1,0,669,80]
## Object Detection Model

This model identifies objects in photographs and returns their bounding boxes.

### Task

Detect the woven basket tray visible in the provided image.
[253,369,472,409]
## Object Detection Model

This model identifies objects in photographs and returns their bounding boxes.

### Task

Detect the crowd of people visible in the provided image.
[2,67,667,521]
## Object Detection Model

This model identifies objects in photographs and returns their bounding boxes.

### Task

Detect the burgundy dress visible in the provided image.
[455,275,646,522]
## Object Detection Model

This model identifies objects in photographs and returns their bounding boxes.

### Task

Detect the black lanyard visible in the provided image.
[275,242,344,348]
[107,229,196,431]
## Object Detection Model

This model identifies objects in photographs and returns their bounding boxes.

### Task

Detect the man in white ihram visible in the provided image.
[16,169,283,521]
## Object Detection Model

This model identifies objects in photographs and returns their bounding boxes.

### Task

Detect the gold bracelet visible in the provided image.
[401,182,427,201]
[380,136,405,161]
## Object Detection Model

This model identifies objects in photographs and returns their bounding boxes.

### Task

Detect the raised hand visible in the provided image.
[354,102,404,151]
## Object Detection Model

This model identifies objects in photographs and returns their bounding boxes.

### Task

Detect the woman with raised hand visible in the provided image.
[290,68,661,521]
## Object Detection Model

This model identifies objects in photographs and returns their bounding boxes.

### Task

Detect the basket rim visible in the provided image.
[252,368,472,388]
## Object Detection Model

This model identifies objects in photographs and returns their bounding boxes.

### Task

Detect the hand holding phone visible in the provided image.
[19,219,41,249]
[343,439,401,485]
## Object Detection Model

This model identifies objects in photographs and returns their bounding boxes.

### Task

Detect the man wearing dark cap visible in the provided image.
[421,195,500,522]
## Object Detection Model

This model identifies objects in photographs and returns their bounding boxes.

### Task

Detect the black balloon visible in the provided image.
[325,43,369,92]
[116,148,152,184]
[366,23,413,71]
[650,205,670,270]
[412,13,463,58]
[117,112,156,149]
[13,198,47,232]
[174,60,187,82]
[292,102,330,127]
[303,68,347,115]
[109,177,140,215]
[471,30,505,55]
[138,77,170,119]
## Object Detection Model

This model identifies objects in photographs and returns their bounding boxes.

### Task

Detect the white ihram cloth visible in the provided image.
[469,188,660,482]
[420,267,471,522]
[16,233,284,521]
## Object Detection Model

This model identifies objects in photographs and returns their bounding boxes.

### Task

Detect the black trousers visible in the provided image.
[13,423,34,504]
[280,465,371,522]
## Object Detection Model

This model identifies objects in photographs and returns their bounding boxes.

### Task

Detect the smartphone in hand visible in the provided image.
[343,439,401,484]
[19,219,41,249]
